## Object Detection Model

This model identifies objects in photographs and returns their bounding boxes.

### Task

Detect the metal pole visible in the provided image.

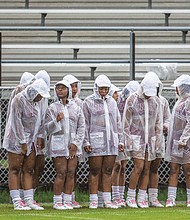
[25,0,29,8]
[0,32,1,86]
[130,31,135,80]
[148,0,152,8]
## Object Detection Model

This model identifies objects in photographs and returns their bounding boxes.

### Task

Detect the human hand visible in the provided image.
[56,112,64,122]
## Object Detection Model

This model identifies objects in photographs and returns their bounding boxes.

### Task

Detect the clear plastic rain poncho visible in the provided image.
[6,72,35,122]
[63,74,83,108]
[123,75,162,161]
[44,80,85,158]
[165,75,190,164]
[83,74,123,157]
[144,72,171,158]
[3,79,50,156]
[117,81,140,118]
[34,70,51,155]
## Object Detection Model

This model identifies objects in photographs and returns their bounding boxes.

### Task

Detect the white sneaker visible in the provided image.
[72,201,81,208]
[89,201,98,209]
[187,200,190,208]
[14,200,31,210]
[53,202,67,210]
[166,198,176,207]
[64,202,74,210]
[104,201,118,209]
[149,198,164,207]
[25,199,44,210]
[98,202,104,208]
[138,200,149,208]
[126,197,138,208]
[113,199,126,207]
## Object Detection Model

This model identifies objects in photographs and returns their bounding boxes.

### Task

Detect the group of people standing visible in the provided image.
[3,70,190,210]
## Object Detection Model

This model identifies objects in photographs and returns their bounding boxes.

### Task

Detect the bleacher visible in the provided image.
[0,0,190,89]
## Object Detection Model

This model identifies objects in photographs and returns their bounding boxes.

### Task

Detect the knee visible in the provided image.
[113,163,121,173]
[103,167,113,176]
[170,168,178,176]
[133,164,144,175]
[56,172,66,180]
[90,167,101,177]
[120,167,126,176]
[66,169,75,179]
[23,167,34,176]
[184,170,190,177]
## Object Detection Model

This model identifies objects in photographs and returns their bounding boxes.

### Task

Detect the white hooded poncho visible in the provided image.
[83,74,123,157]
[44,80,85,158]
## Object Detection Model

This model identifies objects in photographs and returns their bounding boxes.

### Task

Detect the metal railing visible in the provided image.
[0,26,189,81]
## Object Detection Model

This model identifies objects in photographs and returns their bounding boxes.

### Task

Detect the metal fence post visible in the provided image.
[130,31,135,80]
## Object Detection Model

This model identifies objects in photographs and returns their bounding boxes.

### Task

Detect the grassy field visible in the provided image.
[0,203,190,220]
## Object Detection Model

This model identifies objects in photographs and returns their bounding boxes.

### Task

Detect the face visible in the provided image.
[33,94,43,102]
[112,91,119,101]
[176,87,179,96]
[71,82,78,98]
[98,87,109,98]
[55,84,68,99]
[143,94,151,99]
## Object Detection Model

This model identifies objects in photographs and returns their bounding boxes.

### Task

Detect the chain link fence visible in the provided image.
[0,86,184,189]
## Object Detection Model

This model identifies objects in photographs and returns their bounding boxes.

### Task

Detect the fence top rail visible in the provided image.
[0,26,190,31]
[0,9,190,14]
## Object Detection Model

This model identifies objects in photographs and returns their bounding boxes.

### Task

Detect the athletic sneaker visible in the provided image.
[25,199,44,210]
[89,201,98,209]
[72,201,81,208]
[137,200,149,208]
[104,201,118,209]
[97,201,104,208]
[64,202,74,209]
[149,198,164,207]
[113,199,126,207]
[166,198,176,207]
[53,202,67,210]
[187,200,190,208]
[126,197,138,208]
[14,200,31,210]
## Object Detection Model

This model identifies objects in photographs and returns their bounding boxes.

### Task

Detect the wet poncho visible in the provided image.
[63,74,83,108]
[123,75,162,161]
[44,80,85,158]
[165,75,190,164]
[6,72,35,122]
[83,74,123,157]
[34,70,51,155]
[3,79,50,156]
[144,71,171,158]
[117,81,140,119]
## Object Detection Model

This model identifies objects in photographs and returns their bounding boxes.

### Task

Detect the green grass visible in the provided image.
[0,204,190,220]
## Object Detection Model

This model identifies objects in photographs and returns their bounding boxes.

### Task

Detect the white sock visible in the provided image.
[90,194,98,203]
[64,194,72,203]
[148,188,158,201]
[24,189,33,202]
[64,193,72,204]
[112,186,120,201]
[127,188,136,199]
[98,191,103,204]
[19,189,24,201]
[167,186,177,200]
[187,188,190,201]
[72,191,75,202]
[53,194,62,205]
[10,190,21,203]
[119,186,125,200]
[138,189,146,202]
[103,192,111,203]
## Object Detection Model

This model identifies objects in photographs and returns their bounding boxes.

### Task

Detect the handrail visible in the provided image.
[0,26,189,43]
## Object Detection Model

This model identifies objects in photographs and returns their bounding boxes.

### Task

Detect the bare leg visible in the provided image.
[33,155,45,190]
